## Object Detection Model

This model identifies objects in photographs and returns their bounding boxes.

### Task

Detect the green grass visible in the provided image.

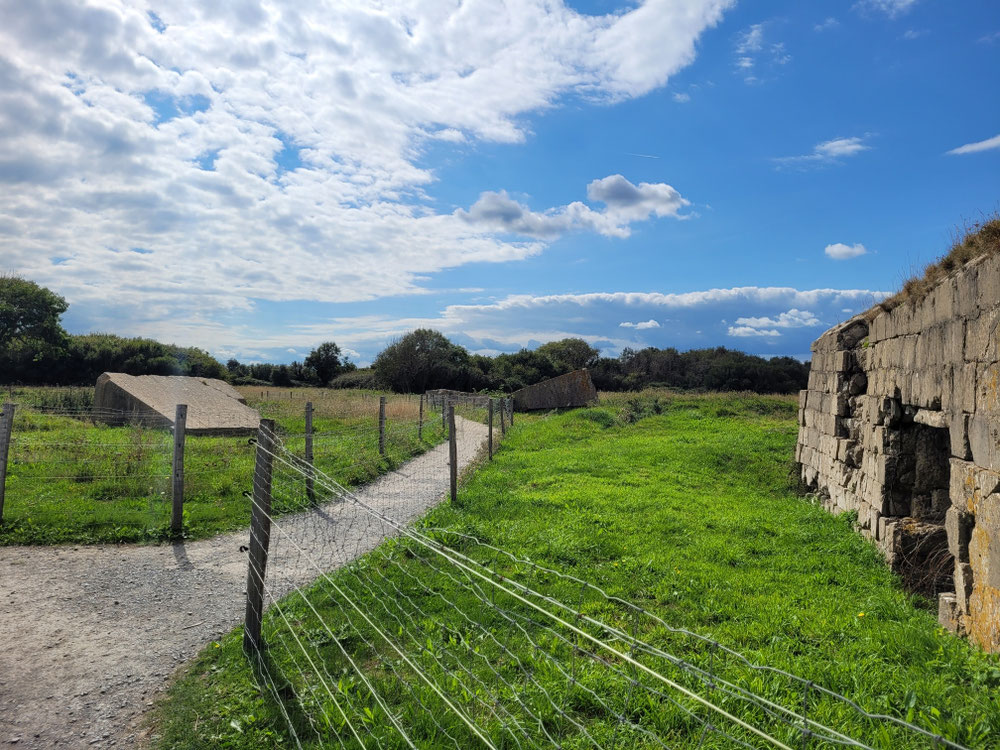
[0,389,448,545]
[151,393,1000,749]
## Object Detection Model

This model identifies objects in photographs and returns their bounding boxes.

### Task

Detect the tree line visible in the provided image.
[2,275,809,394]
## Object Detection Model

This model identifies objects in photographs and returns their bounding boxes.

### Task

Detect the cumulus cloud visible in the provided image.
[946,133,1000,155]
[0,0,731,330]
[825,242,868,260]
[728,326,781,337]
[620,319,661,329]
[455,175,689,239]
[734,308,821,328]
[243,286,884,365]
[774,136,871,168]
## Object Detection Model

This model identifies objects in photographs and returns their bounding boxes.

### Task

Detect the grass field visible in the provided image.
[0,388,447,545]
[151,392,1000,749]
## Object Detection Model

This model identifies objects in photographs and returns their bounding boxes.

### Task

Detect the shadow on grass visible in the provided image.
[246,645,316,742]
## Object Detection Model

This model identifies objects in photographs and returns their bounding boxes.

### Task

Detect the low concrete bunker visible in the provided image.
[796,249,1000,651]
[94,373,260,435]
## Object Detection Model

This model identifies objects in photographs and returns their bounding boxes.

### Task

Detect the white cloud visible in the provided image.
[946,133,1000,155]
[825,242,868,260]
[734,308,821,328]
[132,285,885,364]
[901,29,926,40]
[854,0,918,18]
[620,319,661,329]
[736,24,765,55]
[732,22,789,83]
[0,0,731,329]
[673,92,691,103]
[774,136,871,168]
[455,175,690,239]
[728,326,781,337]
[814,18,839,32]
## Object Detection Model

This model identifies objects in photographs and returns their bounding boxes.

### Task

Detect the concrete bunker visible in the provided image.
[94,372,261,436]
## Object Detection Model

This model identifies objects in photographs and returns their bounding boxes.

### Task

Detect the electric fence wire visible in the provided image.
[238,417,967,750]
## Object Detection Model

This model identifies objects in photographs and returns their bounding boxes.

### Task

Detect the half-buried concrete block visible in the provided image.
[94,373,260,435]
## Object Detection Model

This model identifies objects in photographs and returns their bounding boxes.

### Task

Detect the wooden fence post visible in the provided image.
[378,396,386,456]
[418,394,424,441]
[448,405,458,505]
[488,398,494,460]
[305,401,315,504]
[171,404,187,535]
[244,418,276,654]
[0,403,15,524]
[442,397,447,429]
[499,397,507,437]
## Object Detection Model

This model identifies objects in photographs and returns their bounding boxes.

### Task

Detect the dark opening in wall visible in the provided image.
[884,414,954,598]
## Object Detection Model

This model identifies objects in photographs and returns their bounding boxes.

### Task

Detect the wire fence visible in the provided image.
[240,415,967,750]
[0,394,500,544]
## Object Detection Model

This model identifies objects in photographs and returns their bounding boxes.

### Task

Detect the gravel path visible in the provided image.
[0,418,487,748]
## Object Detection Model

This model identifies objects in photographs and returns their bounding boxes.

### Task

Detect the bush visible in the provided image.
[330,369,379,389]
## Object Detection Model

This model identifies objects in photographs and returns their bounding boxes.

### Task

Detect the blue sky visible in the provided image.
[1,0,997,366]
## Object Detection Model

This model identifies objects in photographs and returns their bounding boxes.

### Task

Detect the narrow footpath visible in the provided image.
[0,418,488,748]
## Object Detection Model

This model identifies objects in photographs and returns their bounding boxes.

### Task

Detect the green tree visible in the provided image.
[373,329,475,393]
[0,275,69,381]
[304,341,348,386]
[536,338,600,372]
[0,275,68,352]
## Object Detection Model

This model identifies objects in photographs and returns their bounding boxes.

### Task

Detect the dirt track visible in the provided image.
[0,419,487,748]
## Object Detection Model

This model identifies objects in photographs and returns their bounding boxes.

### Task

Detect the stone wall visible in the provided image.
[796,252,1000,651]
[512,369,598,412]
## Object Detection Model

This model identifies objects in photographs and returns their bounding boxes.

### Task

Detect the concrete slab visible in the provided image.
[94,373,260,435]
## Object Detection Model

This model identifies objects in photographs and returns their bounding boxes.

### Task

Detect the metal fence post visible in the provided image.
[378,395,386,456]
[488,398,494,460]
[448,405,458,505]
[0,403,15,524]
[418,393,424,441]
[305,401,315,504]
[171,404,187,535]
[244,418,276,654]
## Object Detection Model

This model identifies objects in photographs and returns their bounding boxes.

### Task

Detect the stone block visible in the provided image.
[945,506,974,562]
[834,350,853,372]
[964,307,1000,363]
[953,363,977,413]
[950,458,978,512]
[798,390,808,410]
[956,561,974,611]
[938,592,963,634]
[968,413,1000,472]
[955,261,980,318]
[976,363,1000,414]
[975,253,1000,313]
[945,318,966,363]
[950,413,972,459]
